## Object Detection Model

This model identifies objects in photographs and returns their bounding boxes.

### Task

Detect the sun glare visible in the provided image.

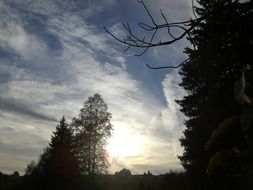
[106,124,143,158]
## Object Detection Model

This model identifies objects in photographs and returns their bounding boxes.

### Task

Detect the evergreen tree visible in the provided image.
[177,0,253,188]
[72,93,112,175]
[35,117,79,178]
[47,116,79,177]
[106,0,253,188]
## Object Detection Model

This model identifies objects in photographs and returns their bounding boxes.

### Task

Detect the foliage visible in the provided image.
[25,117,79,179]
[0,171,22,190]
[25,161,38,176]
[106,0,253,189]
[177,0,253,183]
[46,116,79,177]
[206,67,253,189]
[72,93,112,175]
[115,168,132,176]
[0,171,191,190]
[205,116,239,150]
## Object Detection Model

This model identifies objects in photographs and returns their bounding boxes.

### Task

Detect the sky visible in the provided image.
[0,0,193,175]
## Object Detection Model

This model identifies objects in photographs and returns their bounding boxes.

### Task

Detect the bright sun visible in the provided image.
[106,124,142,158]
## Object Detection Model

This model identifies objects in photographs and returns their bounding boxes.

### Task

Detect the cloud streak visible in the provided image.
[0,0,188,174]
[0,96,57,122]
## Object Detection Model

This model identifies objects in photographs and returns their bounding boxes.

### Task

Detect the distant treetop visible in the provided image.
[115,168,132,176]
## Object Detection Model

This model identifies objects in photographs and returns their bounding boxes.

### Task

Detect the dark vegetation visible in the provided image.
[1,0,253,189]
[1,170,191,190]
[105,0,253,189]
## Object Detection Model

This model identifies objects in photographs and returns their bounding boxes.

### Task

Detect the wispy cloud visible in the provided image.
[0,0,187,174]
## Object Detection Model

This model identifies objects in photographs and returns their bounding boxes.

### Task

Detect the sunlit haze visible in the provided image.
[107,123,143,158]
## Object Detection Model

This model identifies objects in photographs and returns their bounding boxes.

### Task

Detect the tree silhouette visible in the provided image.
[175,1,252,188]
[72,94,112,175]
[105,0,253,189]
[46,116,79,177]
[116,168,132,176]
[25,161,38,176]
[26,117,79,179]
[178,0,253,178]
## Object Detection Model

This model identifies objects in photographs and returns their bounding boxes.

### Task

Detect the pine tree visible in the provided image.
[177,0,253,187]
[72,94,112,175]
[39,117,79,178]
[49,117,79,177]
[105,0,253,187]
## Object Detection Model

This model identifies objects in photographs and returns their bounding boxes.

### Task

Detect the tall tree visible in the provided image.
[105,0,253,188]
[28,117,79,178]
[72,93,112,175]
[178,0,253,176]
[47,116,79,177]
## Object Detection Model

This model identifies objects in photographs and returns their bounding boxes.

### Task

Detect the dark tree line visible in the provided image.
[0,170,191,190]
[106,0,253,189]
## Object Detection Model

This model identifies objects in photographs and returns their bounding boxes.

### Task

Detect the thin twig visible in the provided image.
[138,0,158,27]
[192,0,198,20]
[146,58,189,69]
[104,0,204,59]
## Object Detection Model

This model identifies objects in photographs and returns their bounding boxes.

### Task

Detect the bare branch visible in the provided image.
[160,9,176,40]
[124,45,130,52]
[105,21,198,47]
[192,0,198,20]
[138,22,155,31]
[135,29,157,56]
[146,58,189,70]
[104,0,205,69]
[138,0,158,27]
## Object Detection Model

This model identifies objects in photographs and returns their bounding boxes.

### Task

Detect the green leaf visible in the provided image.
[207,151,223,177]
[205,116,239,150]
[207,148,240,177]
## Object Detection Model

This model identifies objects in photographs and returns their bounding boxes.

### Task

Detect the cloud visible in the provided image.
[135,70,187,173]
[0,111,55,174]
[0,5,47,60]
[151,0,192,20]
[0,23,46,60]
[0,0,188,175]
[0,96,57,122]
